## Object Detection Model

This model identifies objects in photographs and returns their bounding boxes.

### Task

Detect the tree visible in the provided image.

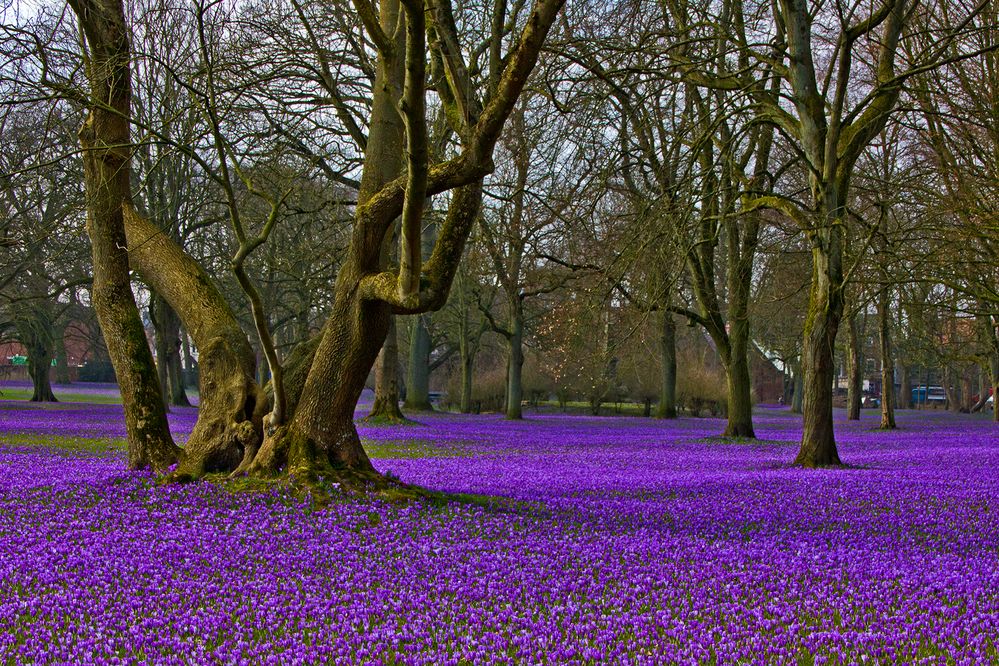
[245,0,568,478]
[733,0,988,465]
[67,0,182,470]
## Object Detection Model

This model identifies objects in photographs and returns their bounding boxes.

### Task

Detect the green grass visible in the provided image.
[361,438,471,459]
[0,387,124,404]
[0,432,125,454]
[0,431,462,462]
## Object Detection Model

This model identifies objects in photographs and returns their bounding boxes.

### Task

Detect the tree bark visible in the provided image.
[124,207,266,476]
[505,298,524,419]
[151,293,192,408]
[846,311,862,420]
[368,316,407,421]
[723,312,755,437]
[960,372,973,413]
[245,0,565,480]
[878,285,896,429]
[791,359,804,414]
[69,0,180,471]
[404,314,434,410]
[971,365,989,413]
[795,220,844,467]
[27,341,57,402]
[16,304,59,402]
[944,366,961,413]
[991,352,999,424]
[656,311,678,418]
[460,348,474,413]
[897,363,912,409]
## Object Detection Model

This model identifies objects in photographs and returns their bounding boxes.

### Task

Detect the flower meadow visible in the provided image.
[1,389,998,665]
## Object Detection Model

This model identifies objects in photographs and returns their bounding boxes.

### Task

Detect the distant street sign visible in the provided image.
[9,355,26,366]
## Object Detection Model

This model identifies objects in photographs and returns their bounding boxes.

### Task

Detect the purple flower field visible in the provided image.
[1,390,998,664]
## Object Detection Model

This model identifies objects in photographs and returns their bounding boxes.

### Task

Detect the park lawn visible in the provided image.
[1,399,998,664]
[0,387,125,405]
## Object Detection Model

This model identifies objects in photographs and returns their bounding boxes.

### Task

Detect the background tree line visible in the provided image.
[0,0,995,481]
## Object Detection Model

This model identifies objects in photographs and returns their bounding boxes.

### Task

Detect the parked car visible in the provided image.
[911,385,946,406]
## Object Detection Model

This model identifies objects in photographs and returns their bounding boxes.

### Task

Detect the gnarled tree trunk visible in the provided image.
[124,207,265,477]
[246,0,565,481]
[795,218,844,467]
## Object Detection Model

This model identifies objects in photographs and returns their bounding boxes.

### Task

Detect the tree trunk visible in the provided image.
[243,0,561,479]
[124,207,265,477]
[723,314,755,437]
[248,264,385,478]
[404,314,434,411]
[656,312,677,418]
[16,305,59,402]
[944,366,961,413]
[151,297,171,412]
[506,301,524,420]
[151,293,191,408]
[460,349,474,413]
[795,223,844,467]
[791,358,804,414]
[62,17,270,477]
[897,362,912,409]
[69,0,180,471]
[960,372,973,413]
[181,332,195,387]
[167,341,189,407]
[846,311,862,420]
[368,316,407,421]
[589,396,601,415]
[878,286,896,429]
[971,365,989,413]
[27,342,57,402]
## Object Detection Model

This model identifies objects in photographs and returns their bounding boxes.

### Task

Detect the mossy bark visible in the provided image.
[248,264,384,477]
[246,0,563,480]
[795,212,844,467]
[124,206,265,477]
